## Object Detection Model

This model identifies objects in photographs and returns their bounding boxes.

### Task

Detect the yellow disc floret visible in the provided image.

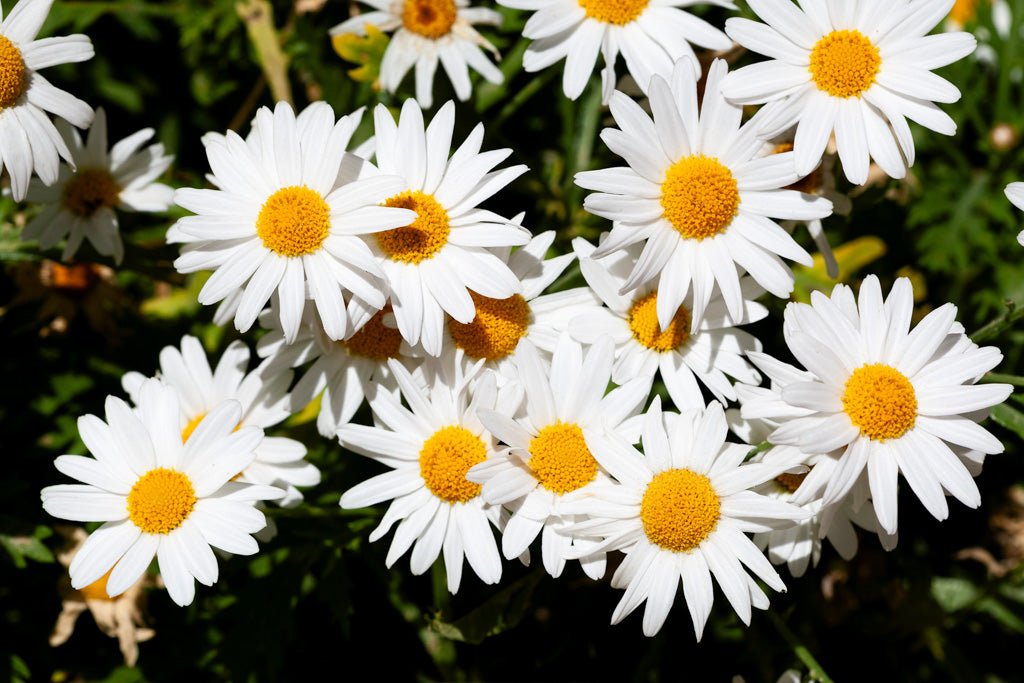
[528,422,598,495]
[627,291,691,352]
[62,169,122,218]
[419,425,487,503]
[809,30,881,99]
[79,568,115,601]
[448,292,531,361]
[342,307,403,361]
[640,468,720,552]
[841,364,917,441]
[181,412,207,443]
[401,0,457,38]
[0,34,26,109]
[949,0,977,26]
[660,155,740,240]
[377,190,450,263]
[126,468,197,535]
[256,185,331,257]
[577,0,649,24]
[775,470,808,494]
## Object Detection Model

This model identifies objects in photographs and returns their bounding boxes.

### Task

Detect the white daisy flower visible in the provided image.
[560,399,807,637]
[0,0,94,200]
[571,236,766,410]
[742,275,1011,535]
[441,228,601,380]
[40,379,283,606]
[21,108,174,265]
[1004,182,1024,246]
[329,0,503,108]
[121,335,320,507]
[364,99,530,357]
[720,0,977,184]
[256,301,422,437]
[576,58,832,332]
[171,101,417,344]
[502,0,733,101]
[466,335,650,579]
[338,356,505,592]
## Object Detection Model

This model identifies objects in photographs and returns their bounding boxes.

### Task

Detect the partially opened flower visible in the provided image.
[338,356,504,592]
[743,275,1011,535]
[561,399,807,637]
[22,108,174,264]
[330,0,503,108]
[122,335,320,506]
[577,58,832,332]
[41,379,283,606]
[0,0,94,199]
[720,0,977,184]
[171,101,416,343]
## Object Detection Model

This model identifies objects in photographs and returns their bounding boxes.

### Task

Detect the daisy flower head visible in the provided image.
[576,58,832,333]
[365,99,530,357]
[720,0,978,185]
[502,0,733,101]
[743,274,1011,535]
[329,0,503,108]
[121,335,320,507]
[338,354,506,592]
[1004,182,1024,246]
[0,0,94,200]
[171,101,418,344]
[256,301,422,437]
[441,227,601,380]
[466,335,650,579]
[571,235,767,411]
[21,108,174,265]
[41,379,284,606]
[561,398,808,637]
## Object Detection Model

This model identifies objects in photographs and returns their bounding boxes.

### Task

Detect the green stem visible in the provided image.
[971,300,1023,342]
[493,69,557,131]
[766,610,834,683]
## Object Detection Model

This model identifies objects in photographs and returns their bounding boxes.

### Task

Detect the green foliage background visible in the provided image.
[3,0,1024,681]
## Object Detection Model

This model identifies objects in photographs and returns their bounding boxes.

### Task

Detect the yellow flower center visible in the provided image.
[181,413,206,443]
[627,291,691,352]
[62,169,122,218]
[640,468,720,552]
[660,155,740,240]
[528,422,598,495]
[949,0,977,26]
[79,568,115,601]
[577,0,649,24]
[419,425,487,503]
[126,468,197,535]
[377,190,450,264]
[341,307,403,361]
[0,34,26,109]
[775,470,808,494]
[841,364,917,441]
[402,0,457,38]
[256,185,331,257]
[448,292,531,361]
[809,30,881,99]
[49,263,100,292]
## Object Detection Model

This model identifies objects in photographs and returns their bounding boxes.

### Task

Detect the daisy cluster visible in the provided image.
[22,0,1021,642]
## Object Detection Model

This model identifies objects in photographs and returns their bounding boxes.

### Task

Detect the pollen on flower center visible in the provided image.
[256,185,331,257]
[401,0,457,39]
[640,468,720,552]
[342,306,403,361]
[419,425,487,503]
[0,34,26,109]
[577,0,649,25]
[377,190,450,264]
[660,155,740,240]
[773,142,822,194]
[126,468,197,535]
[842,364,917,441]
[448,292,531,361]
[62,169,121,218]
[628,291,691,352]
[809,30,881,99]
[528,422,598,495]
[79,568,115,601]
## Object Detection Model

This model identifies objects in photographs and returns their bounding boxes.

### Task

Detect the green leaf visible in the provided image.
[931,576,980,612]
[429,570,544,644]
[991,402,1024,439]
